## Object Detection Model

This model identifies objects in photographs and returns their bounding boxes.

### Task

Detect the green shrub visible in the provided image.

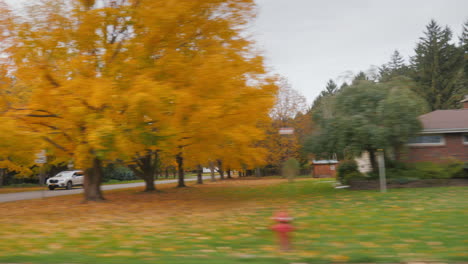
[446,161,468,178]
[410,161,467,179]
[282,158,300,181]
[385,159,408,170]
[388,177,420,184]
[342,171,367,184]
[384,161,468,180]
[103,164,136,182]
[337,160,360,184]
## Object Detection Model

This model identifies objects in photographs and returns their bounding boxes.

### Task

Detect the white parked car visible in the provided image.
[46,170,84,190]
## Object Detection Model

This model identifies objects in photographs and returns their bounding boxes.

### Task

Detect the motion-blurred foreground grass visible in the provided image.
[0,178,467,264]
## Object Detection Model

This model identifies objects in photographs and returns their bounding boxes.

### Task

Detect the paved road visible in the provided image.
[0,176,214,203]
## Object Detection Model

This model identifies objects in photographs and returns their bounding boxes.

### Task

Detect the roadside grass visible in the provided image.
[0,178,466,264]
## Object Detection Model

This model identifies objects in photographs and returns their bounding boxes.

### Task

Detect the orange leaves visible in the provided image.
[77,0,95,10]
[2,0,276,176]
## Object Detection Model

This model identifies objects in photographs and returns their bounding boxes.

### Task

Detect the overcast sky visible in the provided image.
[5,0,468,104]
[253,0,468,104]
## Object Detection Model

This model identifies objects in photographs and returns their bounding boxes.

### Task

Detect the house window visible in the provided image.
[464,134,468,144]
[408,135,444,145]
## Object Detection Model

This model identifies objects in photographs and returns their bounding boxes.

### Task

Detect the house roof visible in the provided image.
[313,160,339,164]
[419,109,468,133]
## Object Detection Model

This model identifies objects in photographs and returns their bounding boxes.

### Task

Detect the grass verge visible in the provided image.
[0,177,466,263]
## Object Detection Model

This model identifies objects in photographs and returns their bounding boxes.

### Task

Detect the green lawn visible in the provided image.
[0,178,466,263]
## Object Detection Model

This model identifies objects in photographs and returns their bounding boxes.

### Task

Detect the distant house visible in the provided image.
[312,160,339,178]
[355,152,373,173]
[402,96,468,163]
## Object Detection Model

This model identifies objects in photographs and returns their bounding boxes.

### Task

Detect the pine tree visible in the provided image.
[340,82,349,90]
[352,71,368,85]
[460,20,468,85]
[388,50,406,70]
[311,79,338,109]
[324,79,338,95]
[379,50,410,82]
[411,20,464,110]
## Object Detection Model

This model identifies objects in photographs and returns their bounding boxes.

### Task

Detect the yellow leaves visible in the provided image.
[75,144,92,169]
[47,243,63,250]
[99,250,135,257]
[77,0,95,9]
[359,241,379,248]
[160,247,177,252]
[3,0,276,175]
[328,255,350,262]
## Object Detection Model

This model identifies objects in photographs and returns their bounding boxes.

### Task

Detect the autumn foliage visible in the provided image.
[0,0,277,200]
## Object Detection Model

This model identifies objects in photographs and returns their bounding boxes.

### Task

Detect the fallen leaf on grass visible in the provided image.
[426,241,443,246]
[47,243,63,250]
[329,255,350,262]
[160,247,176,251]
[359,241,379,248]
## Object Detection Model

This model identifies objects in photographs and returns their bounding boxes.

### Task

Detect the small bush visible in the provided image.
[103,164,136,182]
[342,171,367,184]
[383,160,467,180]
[385,159,408,170]
[282,158,300,182]
[410,161,467,179]
[388,177,420,184]
[337,160,361,184]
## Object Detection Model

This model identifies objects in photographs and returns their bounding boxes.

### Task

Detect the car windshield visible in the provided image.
[53,171,74,178]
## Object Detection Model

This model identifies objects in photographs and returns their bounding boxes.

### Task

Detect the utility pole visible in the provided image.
[279,127,296,182]
[377,149,387,193]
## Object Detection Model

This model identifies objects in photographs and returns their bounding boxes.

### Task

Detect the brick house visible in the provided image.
[402,96,468,163]
[312,160,339,178]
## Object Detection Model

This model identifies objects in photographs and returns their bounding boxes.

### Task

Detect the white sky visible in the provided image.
[5,0,468,104]
[253,0,468,104]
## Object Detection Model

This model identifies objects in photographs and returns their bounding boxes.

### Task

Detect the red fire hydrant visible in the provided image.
[271,210,295,251]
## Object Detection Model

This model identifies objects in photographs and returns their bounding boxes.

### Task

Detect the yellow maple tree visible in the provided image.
[2,0,277,200]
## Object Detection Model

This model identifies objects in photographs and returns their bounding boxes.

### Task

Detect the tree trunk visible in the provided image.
[394,144,402,161]
[368,149,378,173]
[255,167,261,177]
[209,161,216,182]
[142,154,156,192]
[39,166,47,185]
[129,153,157,192]
[217,159,224,180]
[0,169,4,186]
[176,153,186,187]
[84,157,105,202]
[172,166,176,179]
[143,172,156,192]
[227,169,232,179]
[165,167,169,178]
[197,164,203,184]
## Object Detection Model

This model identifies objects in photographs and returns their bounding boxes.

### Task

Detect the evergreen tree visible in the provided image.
[379,50,410,82]
[324,79,338,95]
[460,19,468,84]
[352,71,368,85]
[312,79,338,109]
[411,20,465,110]
[388,50,406,70]
[340,82,349,90]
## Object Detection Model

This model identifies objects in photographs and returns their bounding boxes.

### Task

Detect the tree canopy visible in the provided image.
[0,0,277,200]
[305,79,427,171]
[410,19,465,110]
